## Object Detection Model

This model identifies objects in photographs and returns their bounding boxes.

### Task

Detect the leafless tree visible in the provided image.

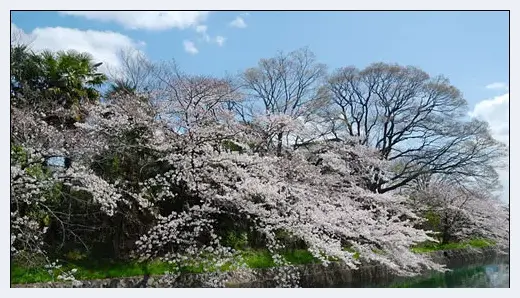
[328,63,507,193]
[241,47,328,155]
[107,48,157,95]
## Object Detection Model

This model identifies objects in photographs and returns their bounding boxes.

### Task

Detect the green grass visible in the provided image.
[12,239,495,285]
[11,249,320,285]
[411,238,495,254]
[280,249,321,265]
[467,238,496,248]
[11,259,173,284]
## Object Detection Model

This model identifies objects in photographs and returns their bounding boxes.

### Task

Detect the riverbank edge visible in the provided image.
[12,246,509,288]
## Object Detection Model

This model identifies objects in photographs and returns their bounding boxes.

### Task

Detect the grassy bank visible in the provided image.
[410,238,495,254]
[11,239,495,285]
[11,249,320,285]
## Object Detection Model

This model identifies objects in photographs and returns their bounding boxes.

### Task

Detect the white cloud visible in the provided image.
[60,11,209,31]
[11,23,32,45]
[193,26,226,48]
[469,93,509,145]
[469,92,510,203]
[194,25,211,43]
[11,23,144,74]
[229,16,247,28]
[485,82,509,91]
[183,40,198,55]
[195,25,207,34]
[214,36,226,47]
[497,169,509,203]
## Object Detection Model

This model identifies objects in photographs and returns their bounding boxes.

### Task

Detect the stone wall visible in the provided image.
[12,247,509,288]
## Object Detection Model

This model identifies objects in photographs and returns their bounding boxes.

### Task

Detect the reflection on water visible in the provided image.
[484,264,510,288]
[389,263,510,288]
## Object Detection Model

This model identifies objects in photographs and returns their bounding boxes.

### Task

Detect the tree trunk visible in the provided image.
[441,216,451,245]
[276,132,283,156]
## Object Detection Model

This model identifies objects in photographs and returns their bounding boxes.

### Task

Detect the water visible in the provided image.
[388,263,510,288]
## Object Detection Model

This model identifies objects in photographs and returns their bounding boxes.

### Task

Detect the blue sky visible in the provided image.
[11,11,508,102]
[10,11,510,201]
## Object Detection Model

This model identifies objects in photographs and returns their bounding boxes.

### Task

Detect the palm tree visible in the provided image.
[39,50,107,107]
[11,47,109,129]
[10,44,45,99]
[11,46,107,109]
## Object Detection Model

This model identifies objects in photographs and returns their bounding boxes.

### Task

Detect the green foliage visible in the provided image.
[222,140,245,153]
[11,145,28,164]
[112,156,121,173]
[65,250,88,261]
[11,45,107,108]
[91,153,124,182]
[224,231,249,250]
[25,164,47,179]
[274,230,306,250]
[105,79,137,98]
[411,238,495,254]
[342,247,361,260]
[424,209,441,231]
[44,182,63,204]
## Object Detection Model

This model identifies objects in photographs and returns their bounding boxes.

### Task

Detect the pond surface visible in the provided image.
[387,263,510,288]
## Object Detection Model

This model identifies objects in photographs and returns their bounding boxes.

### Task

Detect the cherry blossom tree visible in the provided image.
[407,178,509,250]
[73,90,447,282]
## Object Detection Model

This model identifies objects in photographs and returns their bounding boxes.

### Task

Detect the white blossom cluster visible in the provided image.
[10,211,45,256]
[411,180,509,251]
[62,165,125,216]
[44,260,80,283]
[130,131,445,278]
